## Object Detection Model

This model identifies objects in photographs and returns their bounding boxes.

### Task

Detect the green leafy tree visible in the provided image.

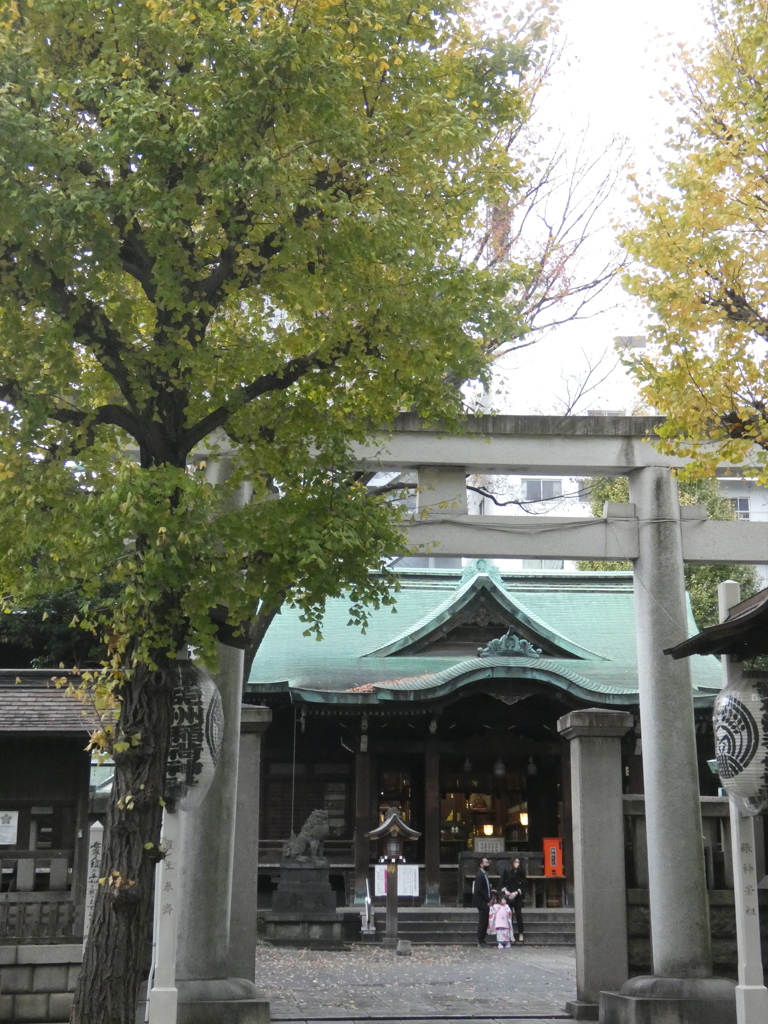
[577,476,758,627]
[0,2,549,1021]
[0,590,107,668]
[620,0,768,477]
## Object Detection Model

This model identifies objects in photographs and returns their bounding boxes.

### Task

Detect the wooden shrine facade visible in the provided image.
[246,563,724,906]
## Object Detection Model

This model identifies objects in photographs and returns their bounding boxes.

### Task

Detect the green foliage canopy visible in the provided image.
[0,0,542,667]
[0,4,553,1020]
[577,476,758,628]
[620,0,768,478]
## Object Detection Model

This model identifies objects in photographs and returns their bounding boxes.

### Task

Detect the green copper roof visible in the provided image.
[245,562,723,708]
[364,565,608,661]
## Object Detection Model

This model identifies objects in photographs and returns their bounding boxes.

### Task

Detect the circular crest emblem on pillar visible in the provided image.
[164,661,224,811]
[713,679,768,815]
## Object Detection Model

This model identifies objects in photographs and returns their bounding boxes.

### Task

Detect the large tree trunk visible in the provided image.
[71,658,176,1024]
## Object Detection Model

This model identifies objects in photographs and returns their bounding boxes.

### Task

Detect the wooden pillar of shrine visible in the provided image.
[560,747,575,907]
[353,748,371,904]
[424,735,441,905]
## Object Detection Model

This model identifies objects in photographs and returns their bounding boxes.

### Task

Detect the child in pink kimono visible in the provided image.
[492,895,513,948]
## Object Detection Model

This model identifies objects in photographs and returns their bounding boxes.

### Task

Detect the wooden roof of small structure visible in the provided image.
[0,670,99,736]
[665,587,768,660]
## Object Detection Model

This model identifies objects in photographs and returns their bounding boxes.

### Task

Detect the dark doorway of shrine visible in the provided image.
[366,686,582,904]
[432,691,568,858]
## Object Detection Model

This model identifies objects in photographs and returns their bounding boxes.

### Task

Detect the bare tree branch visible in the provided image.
[470,128,629,356]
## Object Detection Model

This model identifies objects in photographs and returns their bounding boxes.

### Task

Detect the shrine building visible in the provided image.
[245,560,723,908]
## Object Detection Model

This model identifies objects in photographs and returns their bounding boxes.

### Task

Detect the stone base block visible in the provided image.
[263,912,344,948]
[177,1001,269,1024]
[566,998,599,1020]
[600,975,736,1024]
[12,993,48,1023]
[177,978,270,1024]
[48,992,75,1020]
[271,860,336,914]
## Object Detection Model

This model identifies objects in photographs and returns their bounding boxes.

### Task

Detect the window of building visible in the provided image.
[730,497,750,520]
[522,558,564,570]
[522,478,562,503]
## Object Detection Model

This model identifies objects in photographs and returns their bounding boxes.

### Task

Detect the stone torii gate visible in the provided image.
[351,414,768,1023]
[176,414,768,1024]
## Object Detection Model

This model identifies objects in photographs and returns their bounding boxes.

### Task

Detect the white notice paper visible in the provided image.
[0,810,18,845]
[373,864,419,896]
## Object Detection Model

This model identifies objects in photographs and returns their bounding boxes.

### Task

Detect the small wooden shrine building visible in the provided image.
[0,671,92,940]
[245,561,723,906]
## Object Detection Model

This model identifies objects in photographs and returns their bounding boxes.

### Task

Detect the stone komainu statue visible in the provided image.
[282,808,330,861]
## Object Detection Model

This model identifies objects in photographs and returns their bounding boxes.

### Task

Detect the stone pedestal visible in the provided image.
[176,978,270,1024]
[264,860,343,947]
[600,976,736,1024]
[557,708,634,1021]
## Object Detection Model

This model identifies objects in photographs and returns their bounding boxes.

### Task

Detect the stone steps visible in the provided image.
[369,908,575,946]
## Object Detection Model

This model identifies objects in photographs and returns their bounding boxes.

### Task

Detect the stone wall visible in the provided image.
[0,944,81,1023]
[627,889,768,978]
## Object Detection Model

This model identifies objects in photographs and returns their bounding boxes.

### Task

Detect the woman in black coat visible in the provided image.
[501,857,526,942]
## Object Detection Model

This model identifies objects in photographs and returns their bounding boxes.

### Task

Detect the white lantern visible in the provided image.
[713,672,768,815]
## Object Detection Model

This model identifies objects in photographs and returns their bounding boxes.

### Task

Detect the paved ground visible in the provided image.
[254,942,577,1024]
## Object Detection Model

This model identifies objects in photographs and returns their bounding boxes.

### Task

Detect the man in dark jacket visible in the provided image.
[472,856,492,947]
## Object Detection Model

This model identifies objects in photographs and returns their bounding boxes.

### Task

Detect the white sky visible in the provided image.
[488,0,711,415]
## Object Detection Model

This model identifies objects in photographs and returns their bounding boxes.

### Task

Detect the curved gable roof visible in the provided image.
[363,566,608,661]
[246,564,723,707]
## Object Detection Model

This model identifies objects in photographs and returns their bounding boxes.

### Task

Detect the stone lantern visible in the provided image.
[366,807,421,948]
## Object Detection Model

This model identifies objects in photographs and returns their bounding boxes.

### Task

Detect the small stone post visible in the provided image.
[82,821,104,944]
[729,805,768,1023]
[148,810,182,1024]
[557,708,633,1017]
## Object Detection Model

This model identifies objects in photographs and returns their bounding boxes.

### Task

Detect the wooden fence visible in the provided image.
[1,850,80,942]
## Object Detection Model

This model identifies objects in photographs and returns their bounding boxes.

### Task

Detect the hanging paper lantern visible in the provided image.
[713,673,768,815]
[164,662,224,811]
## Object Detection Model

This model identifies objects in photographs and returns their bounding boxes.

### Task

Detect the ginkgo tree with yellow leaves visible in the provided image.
[621,0,768,478]
[0,1,552,1022]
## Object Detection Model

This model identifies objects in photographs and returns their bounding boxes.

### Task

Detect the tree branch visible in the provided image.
[114,215,157,303]
[181,342,357,454]
[3,246,139,411]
